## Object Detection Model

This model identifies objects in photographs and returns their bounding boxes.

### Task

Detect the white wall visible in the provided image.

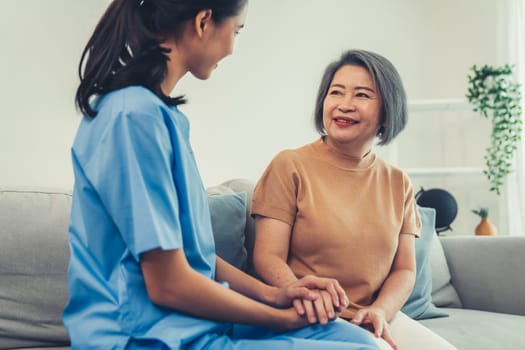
[0,0,107,189]
[0,0,511,234]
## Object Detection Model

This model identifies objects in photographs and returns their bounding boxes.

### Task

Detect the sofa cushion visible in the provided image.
[420,308,525,350]
[219,179,257,275]
[430,233,463,308]
[0,188,71,349]
[207,190,248,270]
[401,206,448,320]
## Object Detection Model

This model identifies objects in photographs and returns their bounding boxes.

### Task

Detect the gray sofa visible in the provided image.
[1,179,525,349]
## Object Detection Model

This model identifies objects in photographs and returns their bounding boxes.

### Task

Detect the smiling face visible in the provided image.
[322,64,383,157]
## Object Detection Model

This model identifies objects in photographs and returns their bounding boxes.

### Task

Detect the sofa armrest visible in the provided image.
[440,236,525,316]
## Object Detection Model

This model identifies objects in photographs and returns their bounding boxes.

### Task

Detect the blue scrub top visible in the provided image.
[63,86,229,348]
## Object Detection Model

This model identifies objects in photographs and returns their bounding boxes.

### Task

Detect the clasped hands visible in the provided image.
[272,275,397,349]
[273,275,349,325]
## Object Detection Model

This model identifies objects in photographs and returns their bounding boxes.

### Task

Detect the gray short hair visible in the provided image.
[313,49,407,145]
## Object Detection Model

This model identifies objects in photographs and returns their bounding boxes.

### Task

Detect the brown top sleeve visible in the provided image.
[400,171,421,237]
[251,150,299,226]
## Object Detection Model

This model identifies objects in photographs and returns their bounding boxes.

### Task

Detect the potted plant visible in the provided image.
[471,207,497,236]
[466,64,523,195]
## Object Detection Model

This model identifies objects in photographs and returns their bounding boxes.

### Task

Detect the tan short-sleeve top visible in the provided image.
[252,138,421,318]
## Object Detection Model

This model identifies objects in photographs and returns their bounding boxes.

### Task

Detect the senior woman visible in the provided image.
[251,49,458,350]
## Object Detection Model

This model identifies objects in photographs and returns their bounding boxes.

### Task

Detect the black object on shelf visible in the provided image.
[415,187,458,234]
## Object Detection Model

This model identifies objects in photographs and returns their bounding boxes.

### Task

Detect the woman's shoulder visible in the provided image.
[94,86,188,128]
[98,86,166,115]
[375,156,411,180]
[270,141,316,164]
[80,87,189,145]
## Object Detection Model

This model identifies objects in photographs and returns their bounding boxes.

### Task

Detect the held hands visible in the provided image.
[273,275,349,325]
[293,289,342,325]
[351,307,398,350]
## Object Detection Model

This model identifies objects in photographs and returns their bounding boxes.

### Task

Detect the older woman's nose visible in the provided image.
[337,97,356,113]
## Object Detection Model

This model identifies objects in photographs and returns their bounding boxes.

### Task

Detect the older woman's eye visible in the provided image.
[329,90,343,96]
[356,92,370,98]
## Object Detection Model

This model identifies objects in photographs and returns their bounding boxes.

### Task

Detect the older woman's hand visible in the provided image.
[351,307,397,350]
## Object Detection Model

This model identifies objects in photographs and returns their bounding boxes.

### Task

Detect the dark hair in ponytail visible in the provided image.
[76,0,247,117]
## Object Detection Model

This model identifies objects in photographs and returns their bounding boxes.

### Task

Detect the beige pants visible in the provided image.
[371,312,458,350]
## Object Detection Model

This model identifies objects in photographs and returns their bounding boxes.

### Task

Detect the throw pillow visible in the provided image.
[429,231,463,308]
[401,206,449,320]
[208,192,248,270]
[219,179,257,276]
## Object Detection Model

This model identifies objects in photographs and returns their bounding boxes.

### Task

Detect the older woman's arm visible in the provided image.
[370,233,417,320]
[350,233,417,350]
[253,216,298,286]
[253,216,348,324]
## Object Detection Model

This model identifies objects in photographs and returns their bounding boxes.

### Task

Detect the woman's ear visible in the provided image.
[194,9,213,38]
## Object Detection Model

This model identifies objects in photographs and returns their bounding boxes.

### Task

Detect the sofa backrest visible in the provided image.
[0,188,71,349]
[0,179,467,349]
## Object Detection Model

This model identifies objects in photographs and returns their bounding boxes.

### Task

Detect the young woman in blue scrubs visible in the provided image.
[63,0,380,349]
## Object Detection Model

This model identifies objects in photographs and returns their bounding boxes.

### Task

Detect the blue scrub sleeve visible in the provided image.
[86,110,184,260]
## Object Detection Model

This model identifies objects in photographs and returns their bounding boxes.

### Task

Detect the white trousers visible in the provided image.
[371,312,458,350]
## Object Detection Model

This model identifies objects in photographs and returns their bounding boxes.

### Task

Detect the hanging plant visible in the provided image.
[466,64,523,195]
